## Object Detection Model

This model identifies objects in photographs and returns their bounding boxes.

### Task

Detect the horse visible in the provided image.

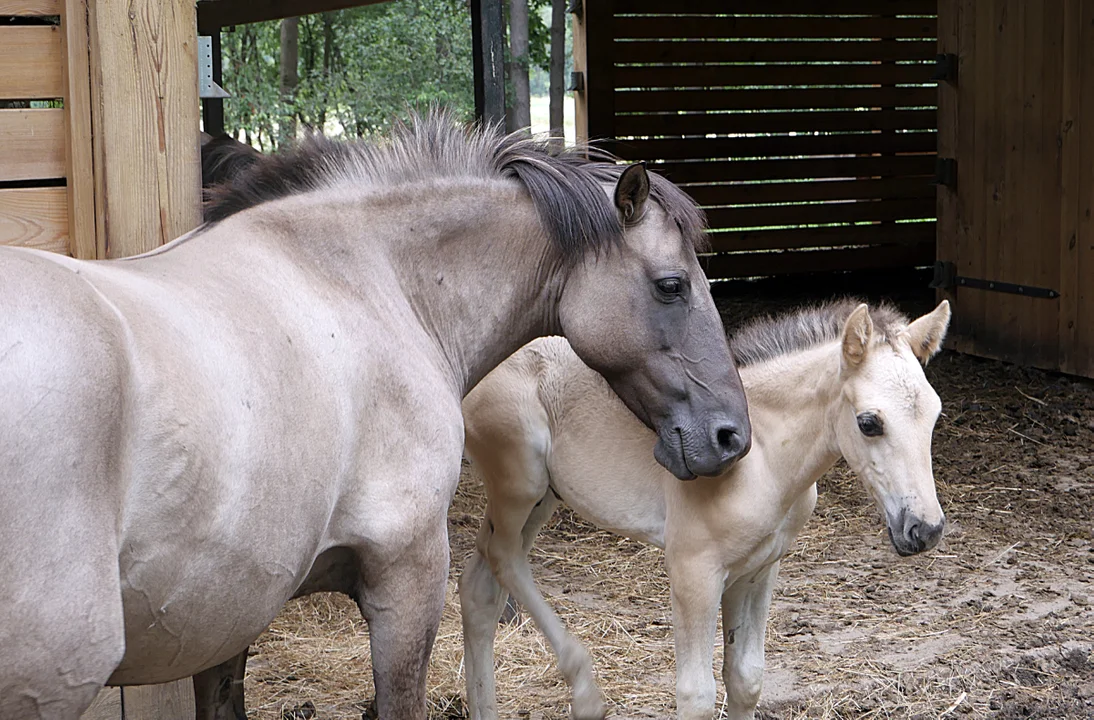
[0,110,752,719]
[459,299,951,720]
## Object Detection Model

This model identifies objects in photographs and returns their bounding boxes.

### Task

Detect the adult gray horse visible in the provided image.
[0,111,750,719]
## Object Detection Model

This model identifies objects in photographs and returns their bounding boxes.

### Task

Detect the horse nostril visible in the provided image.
[717,427,734,448]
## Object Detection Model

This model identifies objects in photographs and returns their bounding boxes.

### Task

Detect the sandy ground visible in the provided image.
[242,282,1094,719]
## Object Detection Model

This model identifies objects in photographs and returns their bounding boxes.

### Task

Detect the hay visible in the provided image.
[243,294,1094,720]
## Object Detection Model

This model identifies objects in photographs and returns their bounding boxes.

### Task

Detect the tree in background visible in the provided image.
[221,0,475,150]
[548,0,565,145]
[506,0,530,133]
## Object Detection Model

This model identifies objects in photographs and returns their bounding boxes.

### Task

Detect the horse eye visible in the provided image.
[656,278,683,295]
[857,412,884,437]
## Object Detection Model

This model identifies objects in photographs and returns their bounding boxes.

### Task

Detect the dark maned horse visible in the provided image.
[0,110,750,719]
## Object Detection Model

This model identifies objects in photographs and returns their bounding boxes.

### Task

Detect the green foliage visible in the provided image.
[220,0,476,150]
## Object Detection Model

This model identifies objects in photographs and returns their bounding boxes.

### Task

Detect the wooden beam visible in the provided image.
[197,0,390,33]
[470,0,505,126]
[87,0,202,258]
[60,0,96,260]
[0,0,61,14]
[0,187,69,254]
[0,26,64,99]
[0,108,65,181]
[79,687,121,720]
[123,680,196,720]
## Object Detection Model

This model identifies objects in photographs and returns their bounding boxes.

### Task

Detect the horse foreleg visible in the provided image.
[357,521,450,720]
[667,554,726,720]
[719,563,780,720]
[459,492,560,720]
[192,648,248,720]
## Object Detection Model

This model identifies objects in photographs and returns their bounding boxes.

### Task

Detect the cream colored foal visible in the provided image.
[459,300,951,720]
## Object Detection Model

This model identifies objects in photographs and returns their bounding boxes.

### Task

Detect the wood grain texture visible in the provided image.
[60,0,97,260]
[0,108,65,181]
[79,687,121,720]
[0,0,60,13]
[123,680,196,720]
[87,0,201,258]
[0,187,68,253]
[0,26,64,99]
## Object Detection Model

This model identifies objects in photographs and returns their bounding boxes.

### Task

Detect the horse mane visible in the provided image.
[201,108,708,259]
[729,298,911,368]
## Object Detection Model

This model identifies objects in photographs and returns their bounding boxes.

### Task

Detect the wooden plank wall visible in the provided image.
[575,0,939,280]
[936,0,1094,377]
[0,2,70,255]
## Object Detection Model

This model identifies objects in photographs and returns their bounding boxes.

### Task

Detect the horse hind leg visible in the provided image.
[193,649,248,720]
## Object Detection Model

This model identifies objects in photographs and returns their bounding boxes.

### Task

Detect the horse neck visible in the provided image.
[352,180,563,395]
[738,342,844,498]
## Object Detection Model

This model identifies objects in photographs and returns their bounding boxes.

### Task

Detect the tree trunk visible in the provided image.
[279,16,300,147]
[506,0,531,134]
[549,0,566,147]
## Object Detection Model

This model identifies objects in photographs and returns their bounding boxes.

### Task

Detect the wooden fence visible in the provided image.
[573,0,939,280]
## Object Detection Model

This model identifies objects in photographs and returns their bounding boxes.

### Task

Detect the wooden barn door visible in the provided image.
[936,0,1094,376]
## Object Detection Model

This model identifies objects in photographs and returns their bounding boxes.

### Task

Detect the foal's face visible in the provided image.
[835,302,951,556]
[558,164,751,481]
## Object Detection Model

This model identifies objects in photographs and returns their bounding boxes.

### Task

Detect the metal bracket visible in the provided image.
[198,35,230,99]
[932,157,956,189]
[567,71,584,93]
[566,0,582,14]
[930,261,1059,299]
[931,53,958,83]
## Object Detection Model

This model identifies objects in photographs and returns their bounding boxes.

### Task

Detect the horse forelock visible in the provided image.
[199,109,707,260]
[729,299,910,368]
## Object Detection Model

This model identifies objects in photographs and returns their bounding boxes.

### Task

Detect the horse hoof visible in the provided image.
[571,692,606,720]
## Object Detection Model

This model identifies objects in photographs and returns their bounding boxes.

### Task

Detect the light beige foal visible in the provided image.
[459,300,951,720]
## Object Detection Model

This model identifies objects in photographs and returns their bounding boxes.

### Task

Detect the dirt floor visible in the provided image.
[243,275,1094,719]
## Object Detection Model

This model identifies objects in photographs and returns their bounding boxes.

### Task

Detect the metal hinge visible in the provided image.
[568,71,584,93]
[198,36,230,99]
[932,158,956,189]
[567,0,582,14]
[931,53,958,84]
[930,261,1059,299]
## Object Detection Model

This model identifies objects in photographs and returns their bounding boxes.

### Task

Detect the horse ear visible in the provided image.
[841,303,874,369]
[614,162,650,223]
[905,299,951,365]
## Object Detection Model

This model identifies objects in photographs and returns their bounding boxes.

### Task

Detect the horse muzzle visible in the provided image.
[887,507,946,556]
[654,413,751,480]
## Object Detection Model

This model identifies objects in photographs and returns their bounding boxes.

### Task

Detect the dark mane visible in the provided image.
[729,299,910,368]
[201,109,707,258]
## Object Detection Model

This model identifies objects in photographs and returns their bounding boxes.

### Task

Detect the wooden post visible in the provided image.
[59,0,97,259]
[572,0,614,150]
[86,0,202,258]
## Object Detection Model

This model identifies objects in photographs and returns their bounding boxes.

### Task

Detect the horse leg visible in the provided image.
[719,563,780,720]
[459,492,560,720]
[356,515,451,720]
[481,493,604,720]
[667,554,726,720]
[193,648,248,720]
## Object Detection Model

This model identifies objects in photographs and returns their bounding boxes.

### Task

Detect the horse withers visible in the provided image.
[0,111,749,719]
[460,300,951,720]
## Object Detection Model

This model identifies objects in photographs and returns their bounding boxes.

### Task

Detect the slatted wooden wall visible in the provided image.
[0,1,70,255]
[936,0,1094,378]
[573,0,939,280]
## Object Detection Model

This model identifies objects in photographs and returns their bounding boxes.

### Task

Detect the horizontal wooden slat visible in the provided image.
[0,108,65,181]
[615,109,936,137]
[617,132,936,161]
[614,40,936,64]
[614,62,933,89]
[704,197,935,230]
[707,220,935,251]
[651,154,935,184]
[618,0,935,15]
[0,0,60,13]
[702,240,934,278]
[614,16,937,41]
[685,176,934,207]
[0,26,63,99]
[616,87,936,113]
[0,187,68,253]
